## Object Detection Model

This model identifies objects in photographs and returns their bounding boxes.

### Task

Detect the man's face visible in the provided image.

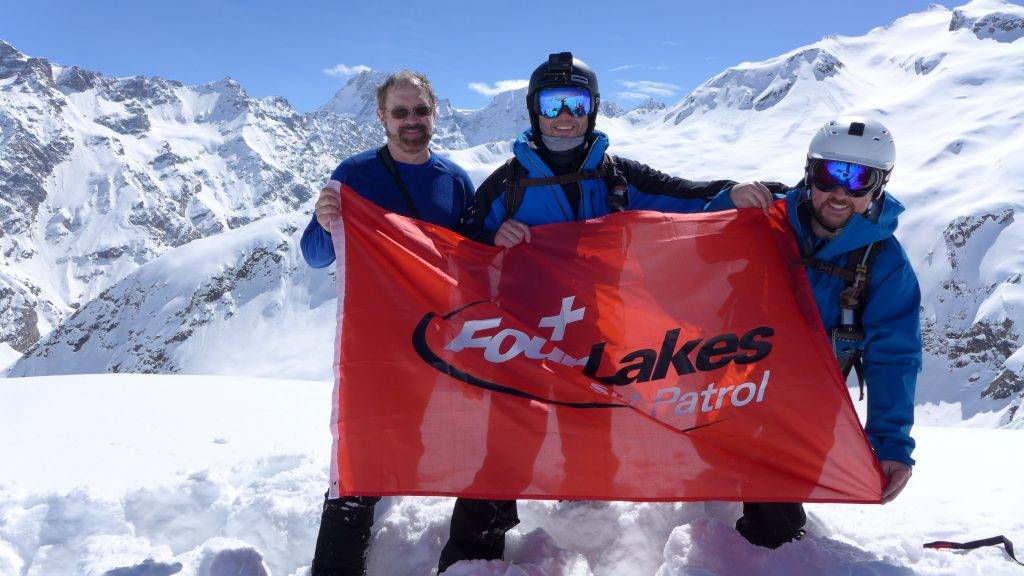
[538,107,588,138]
[378,83,434,154]
[809,184,874,231]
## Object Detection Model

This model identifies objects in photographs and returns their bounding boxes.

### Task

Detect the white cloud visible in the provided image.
[616,91,653,101]
[616,80,680,98]
[611,64,669,72]
[323,63,372,77]
[468,79,529,96]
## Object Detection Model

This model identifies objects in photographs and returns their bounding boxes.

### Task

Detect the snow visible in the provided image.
[0,343,19,374]
[1,375,1022,576]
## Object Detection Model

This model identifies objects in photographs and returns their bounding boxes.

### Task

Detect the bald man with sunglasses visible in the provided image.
[301,70,475,576]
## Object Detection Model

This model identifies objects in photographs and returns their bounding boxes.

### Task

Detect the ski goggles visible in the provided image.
[388,104,432,120]
[809,159,884,198]
[536,86,592,118]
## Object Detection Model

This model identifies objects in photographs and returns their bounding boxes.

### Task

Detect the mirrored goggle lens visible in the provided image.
[812,160,881,197]
[537,86,592,118]
[389,104,432,119]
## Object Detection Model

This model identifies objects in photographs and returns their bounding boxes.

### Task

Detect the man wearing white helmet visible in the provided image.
[707,116,921,549]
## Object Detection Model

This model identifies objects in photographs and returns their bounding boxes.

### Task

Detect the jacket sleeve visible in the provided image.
[704,183,793,212]
[300,164,348,268]
[616,156,735,213]
[860,242,922,466]
[300,213,336,268]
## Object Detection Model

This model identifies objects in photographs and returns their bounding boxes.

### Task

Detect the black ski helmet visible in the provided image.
[526,52,601,140]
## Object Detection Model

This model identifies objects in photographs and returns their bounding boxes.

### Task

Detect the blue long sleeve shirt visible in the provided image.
[301,148,476,268]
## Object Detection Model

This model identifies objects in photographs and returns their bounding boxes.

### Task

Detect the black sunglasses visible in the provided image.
[388,104,432,120]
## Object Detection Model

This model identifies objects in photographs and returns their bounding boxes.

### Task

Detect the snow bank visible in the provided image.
[2,375,1023,575]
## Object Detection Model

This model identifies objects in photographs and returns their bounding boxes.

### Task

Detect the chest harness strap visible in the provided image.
[502,154,628,221]
[800,242,880,400]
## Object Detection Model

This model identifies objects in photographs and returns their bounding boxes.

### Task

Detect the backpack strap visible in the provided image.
[377,145,422,220]
[503,153,629,219]
[502,157,522,222]
[925,536,1024,567]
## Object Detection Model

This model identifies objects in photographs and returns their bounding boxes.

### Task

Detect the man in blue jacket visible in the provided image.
[439,52,778,573]
[706,116,921,549]
[471,52,776,248]
[301,70,475,576]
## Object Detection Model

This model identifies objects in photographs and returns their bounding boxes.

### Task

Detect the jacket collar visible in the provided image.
[786,187,905,259]
[513,129,609,177]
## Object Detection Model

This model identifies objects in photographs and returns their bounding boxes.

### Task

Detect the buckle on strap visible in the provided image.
[832,326,864,344]
[799,258,857,282]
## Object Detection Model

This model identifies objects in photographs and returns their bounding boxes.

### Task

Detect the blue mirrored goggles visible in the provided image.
[809,160,884,198]
[536,86,592,118]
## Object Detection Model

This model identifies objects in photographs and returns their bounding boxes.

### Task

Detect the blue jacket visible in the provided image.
[301,148,475,268]
[708,187,921,466]
[476,129,731,234]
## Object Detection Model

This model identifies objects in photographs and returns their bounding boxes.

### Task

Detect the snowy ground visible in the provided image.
[1,375,1022,576]
[0,346,19,376]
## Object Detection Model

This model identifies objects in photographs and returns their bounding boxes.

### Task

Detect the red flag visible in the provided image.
[328,185,883,503]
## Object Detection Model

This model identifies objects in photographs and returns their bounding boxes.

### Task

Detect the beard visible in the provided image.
[386,123,431,154]
[811,202,852,231]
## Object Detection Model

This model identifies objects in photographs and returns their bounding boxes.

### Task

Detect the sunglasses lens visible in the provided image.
[537,86,592,119]
[389,105,432,119]
[812,160,879,197]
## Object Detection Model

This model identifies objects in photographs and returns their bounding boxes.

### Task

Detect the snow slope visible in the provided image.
[1,374,1022,576]
[4,212,337,378]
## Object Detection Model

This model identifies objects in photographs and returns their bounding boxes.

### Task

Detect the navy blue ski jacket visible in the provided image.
[301,148,475,268]
[707,187,921,466]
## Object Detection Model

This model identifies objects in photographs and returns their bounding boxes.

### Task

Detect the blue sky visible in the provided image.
[1,0,944,112]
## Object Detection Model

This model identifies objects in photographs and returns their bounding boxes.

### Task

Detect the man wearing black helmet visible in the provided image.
[437,52,779,573]
[470,52,777,247]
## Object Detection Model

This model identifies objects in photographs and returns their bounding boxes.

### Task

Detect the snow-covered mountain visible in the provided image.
[5,213,337,379]
[4,0,1024,429]
[0,47,550,367]
[601,0,1024,428]
[0,40,348,368]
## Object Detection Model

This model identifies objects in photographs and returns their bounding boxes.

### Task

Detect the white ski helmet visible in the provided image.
[807,116,895,171]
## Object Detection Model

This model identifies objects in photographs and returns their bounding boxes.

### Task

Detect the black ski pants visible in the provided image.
[438,498,520,574]
[435,499,806,574]
[735,502,807,549]
[311,492,381,576]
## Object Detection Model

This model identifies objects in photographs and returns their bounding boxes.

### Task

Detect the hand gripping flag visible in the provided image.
[328,185,884,503]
